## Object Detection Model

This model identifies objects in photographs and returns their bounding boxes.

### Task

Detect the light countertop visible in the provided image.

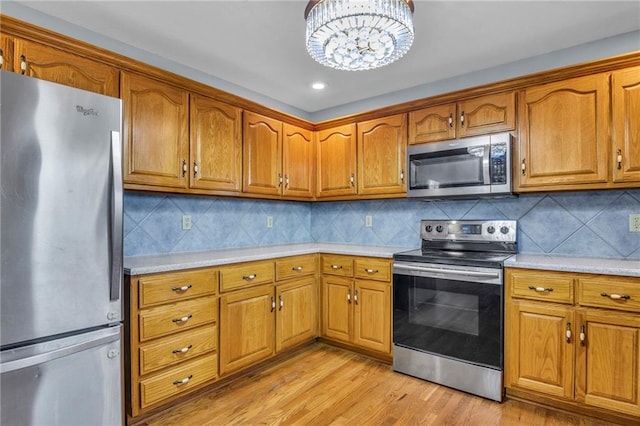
[504,254,640,277]
[124,243,412,275]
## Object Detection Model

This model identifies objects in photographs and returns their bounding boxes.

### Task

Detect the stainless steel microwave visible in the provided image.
[407,133,513,199]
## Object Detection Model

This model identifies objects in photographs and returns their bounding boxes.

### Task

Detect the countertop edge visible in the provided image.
[504,254,640,278]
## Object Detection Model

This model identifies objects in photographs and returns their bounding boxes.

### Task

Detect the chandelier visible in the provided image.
[304,0,415,71]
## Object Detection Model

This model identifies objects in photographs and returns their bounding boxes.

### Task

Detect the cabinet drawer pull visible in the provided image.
[566,322,572,343]
[292,266,303,271]
[172,345,193,354]
[171,284,192,292]
[601,292,630,300]
[172,375,193,386]
[365,268,379,274]
[579,325,586,347]
[617,149,623,170]
[331,265,343,270]
[528,286,554,293]
[172,314,192,323]
[242,274,257,281]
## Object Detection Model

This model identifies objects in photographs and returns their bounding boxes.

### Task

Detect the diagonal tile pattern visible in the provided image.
[124,190,640,260]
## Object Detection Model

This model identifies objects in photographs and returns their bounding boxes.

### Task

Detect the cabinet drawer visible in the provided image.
[138,269,217,308]
[276,255,317,281]
[219,260,274,292]
[578,276,640,313]
[139,296,217,341]
[321,255,354,277]
[507,269,574,304]
[354,257,391,282]
[139,353,217,409]
[139,325,217,375]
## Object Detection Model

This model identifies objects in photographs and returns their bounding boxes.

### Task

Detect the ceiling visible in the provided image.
[11,1,640,116]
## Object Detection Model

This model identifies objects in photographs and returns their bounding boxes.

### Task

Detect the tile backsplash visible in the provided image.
[124,190,640,259]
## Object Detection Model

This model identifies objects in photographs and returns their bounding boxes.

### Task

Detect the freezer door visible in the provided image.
[1,326,123,426]
[0,71,123,346]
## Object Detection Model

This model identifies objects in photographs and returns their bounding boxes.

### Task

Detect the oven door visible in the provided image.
[393,261,503,369]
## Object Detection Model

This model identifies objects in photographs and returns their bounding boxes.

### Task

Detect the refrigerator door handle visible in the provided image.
[0,329,120,374]
[110,130,123,302]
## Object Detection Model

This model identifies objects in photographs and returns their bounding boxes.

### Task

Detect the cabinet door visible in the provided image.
[321,276,352,343]
[190,95,242,191]
[276,277,317,352]
[353,280,390,353]
[408,103,456,144]
[219,285,275,376]
[121,72,189,188]
[506,300,575,399]
[575,309,640,417]
[282,124,314,198]
[1,34,14,72]
[457,91,515,138]
[316,124,357,198]
[357,114,407,196]
[612,67,640,183]
[14,38,118,97]
[518,74,609,189]
[243,111,282,196]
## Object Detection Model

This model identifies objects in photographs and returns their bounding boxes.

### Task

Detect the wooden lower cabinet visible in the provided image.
[276,277,317,352]
[505,268,640,423]
[219,284,276,376]
[321,255,392,355]
[127,268,219,418]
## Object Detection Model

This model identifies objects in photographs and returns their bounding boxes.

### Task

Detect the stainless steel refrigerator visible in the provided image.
[0,71,124,425]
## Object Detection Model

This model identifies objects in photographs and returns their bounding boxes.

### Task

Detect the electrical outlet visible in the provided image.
[182,215,192,230]
[267,216,273,228]
[365,215,373,227]
[630,214,640,232]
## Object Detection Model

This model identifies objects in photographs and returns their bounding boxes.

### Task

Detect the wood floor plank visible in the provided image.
[137,343,622,426]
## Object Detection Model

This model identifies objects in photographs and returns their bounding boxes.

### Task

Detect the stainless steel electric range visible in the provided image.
[392,219,517,402]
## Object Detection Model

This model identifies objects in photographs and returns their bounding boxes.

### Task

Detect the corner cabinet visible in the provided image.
[321,255,391,356]
[121,72,189,188]
[517,74,610,190]
[505,268,640,423]
[612,66,640,183]
[1,36,119,96]
[316,124,357,198]
[282,124,315,198]
[408,91,515,144]
[357,114,407,196]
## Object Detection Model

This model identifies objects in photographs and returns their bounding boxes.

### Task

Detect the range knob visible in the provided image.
[425,225,433,232]
[500,226,510,235]
[486,226,495,234]
[435,225,444,233]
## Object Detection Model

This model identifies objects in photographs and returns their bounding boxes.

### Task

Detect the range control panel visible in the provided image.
[420,219,516,243]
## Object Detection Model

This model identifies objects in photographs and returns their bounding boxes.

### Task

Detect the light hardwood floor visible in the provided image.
[137,343,619,426]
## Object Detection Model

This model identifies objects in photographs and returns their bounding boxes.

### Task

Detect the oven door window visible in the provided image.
[409,146,488,190]
[393,273,502,369]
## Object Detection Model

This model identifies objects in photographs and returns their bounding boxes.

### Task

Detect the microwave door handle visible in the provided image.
[483,145,491,184]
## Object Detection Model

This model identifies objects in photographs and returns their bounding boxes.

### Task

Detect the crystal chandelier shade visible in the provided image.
[305,0,415,71]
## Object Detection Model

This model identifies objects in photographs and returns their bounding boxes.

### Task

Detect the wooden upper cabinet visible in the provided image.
[457,91,516,138]
[282,124,314,198]
[316,124,357,198]
[121,72,189,188]
[1,34,14,72]
[517,73,610,190]
[612,66,640,183]
[190,95,242,192]
[243,111,283,196]
[408,92,515,144]
[409,103,456,144]
[357,114,407,195]
[13,38,119,97]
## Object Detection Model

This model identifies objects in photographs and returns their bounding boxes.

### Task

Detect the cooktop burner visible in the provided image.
[393,219,517,269]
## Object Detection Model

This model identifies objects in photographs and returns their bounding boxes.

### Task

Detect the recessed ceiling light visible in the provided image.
[311,82,326,90]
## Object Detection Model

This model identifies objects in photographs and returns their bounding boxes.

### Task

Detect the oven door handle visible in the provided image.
[393,263,500,279]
